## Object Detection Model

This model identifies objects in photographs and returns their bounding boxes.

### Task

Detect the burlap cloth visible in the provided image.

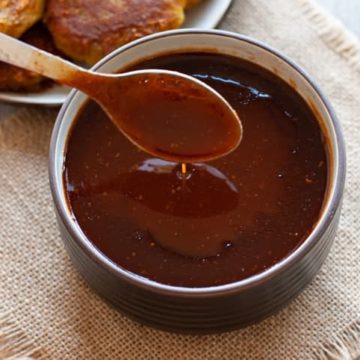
[1,0,360,359]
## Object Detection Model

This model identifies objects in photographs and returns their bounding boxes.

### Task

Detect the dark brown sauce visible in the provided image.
[64,53,327,287]
[66,69,242,163]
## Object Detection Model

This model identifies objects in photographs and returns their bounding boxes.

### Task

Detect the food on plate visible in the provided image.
[0,23,58,91]
[0,0,44,37]
[44,0,188,65]
[0,0,203,93]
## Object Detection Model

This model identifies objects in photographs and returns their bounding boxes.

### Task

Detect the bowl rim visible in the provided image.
[49,29,346,298]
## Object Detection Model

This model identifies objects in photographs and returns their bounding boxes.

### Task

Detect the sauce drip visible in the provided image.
[64,53,327,287]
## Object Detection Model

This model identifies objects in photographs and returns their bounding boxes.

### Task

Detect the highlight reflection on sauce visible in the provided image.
[122,159,239,257]
[67,159,239,257]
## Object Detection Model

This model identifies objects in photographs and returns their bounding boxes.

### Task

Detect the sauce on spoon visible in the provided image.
[66,70,243,163]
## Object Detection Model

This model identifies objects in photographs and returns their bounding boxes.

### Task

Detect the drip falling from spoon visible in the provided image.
[181,163,187,176]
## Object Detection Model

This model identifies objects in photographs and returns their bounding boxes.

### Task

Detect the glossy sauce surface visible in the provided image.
[64,53,327,287]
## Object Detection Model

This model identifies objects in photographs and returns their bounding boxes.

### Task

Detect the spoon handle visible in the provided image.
[0,32,84,82]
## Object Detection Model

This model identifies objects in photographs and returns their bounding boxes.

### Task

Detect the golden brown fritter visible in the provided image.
[44,0,187,65]
[0,0,44,38]
[0,23,58,91]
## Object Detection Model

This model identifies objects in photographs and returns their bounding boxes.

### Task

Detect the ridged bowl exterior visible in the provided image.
[55,206,341,333]
[49,30,346,333]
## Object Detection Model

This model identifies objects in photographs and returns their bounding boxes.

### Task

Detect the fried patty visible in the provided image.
[0,23,58,91]
[45,0,187,65]
[0,0,44,38]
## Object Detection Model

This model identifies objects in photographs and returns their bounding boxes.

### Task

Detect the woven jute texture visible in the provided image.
[1,0,360,359]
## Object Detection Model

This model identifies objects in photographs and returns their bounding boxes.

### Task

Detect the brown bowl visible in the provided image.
[49,29,346,333]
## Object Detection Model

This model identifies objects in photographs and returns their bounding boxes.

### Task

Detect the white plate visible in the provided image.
[0,0,233,106]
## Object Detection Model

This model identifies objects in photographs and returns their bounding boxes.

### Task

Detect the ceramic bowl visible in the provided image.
[49,29,346,333]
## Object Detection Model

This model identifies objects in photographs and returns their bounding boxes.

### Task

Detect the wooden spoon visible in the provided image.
[0,33,243,162]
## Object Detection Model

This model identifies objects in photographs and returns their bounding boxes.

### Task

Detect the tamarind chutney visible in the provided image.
[64,53,327,287]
